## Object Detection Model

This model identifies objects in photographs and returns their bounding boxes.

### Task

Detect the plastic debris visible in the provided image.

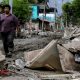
[15,59,25,69]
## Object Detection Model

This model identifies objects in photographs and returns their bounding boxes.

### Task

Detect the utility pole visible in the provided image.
[9,0,13,13]
[54,0,57,30]
[61,0,64,30]
[42,0,46,31]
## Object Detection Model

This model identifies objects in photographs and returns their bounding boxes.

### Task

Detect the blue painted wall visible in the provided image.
[31,5,38,20]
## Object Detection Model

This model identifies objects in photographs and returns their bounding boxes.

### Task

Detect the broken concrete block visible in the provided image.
[24,49,42,66]
[72,33,80,37]
[57,44,80,72]
[24,40,62,71]
[63,28,78,39]
[63,37,80,52]
[74,28,80,34]
[69,28,78,38]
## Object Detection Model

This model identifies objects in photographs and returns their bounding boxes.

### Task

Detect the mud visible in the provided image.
[0,35,54,59]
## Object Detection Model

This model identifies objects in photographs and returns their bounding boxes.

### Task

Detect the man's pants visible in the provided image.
[1,31,15,55]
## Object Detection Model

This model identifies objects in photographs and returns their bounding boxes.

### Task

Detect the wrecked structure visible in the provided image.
[24,27,80,73]
[24,40,62,71]
[1,27,80,80]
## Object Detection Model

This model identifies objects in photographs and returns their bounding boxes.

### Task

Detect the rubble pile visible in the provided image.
[24,40,62,71]
[19,28,64,39]
[61,27,80,72]
[1,27,80,79]
[24,27,80,73]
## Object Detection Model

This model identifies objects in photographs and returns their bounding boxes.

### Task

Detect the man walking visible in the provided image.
[0,4,18,57]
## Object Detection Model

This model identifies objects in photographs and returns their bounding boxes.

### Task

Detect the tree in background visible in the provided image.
[62,2,75,27]
[72,0,80,26]
[13,0,31,24]
[1,0,31,25]
[62,0,80,27]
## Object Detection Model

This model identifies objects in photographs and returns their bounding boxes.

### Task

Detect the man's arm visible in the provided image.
[13,15,18,27]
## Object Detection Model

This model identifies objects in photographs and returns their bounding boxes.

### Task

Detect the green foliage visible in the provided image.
[0,0,9,6]
[62,3,72,26]
[72,0,80,18]
[62,0,80,26]
[13,0,31,24]
[1,0,31,24]
[3,0,9,4]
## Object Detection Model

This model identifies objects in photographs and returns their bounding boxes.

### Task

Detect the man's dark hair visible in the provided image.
[4,4,11,10]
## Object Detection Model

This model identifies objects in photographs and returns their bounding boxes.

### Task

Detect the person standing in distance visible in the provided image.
[0,4,18,58]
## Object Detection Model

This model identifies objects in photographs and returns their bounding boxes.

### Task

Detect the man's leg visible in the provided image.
[7,31,15,56]
[1,32,9,55]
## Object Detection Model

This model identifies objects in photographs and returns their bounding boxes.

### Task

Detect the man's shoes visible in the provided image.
[6,52,12,58]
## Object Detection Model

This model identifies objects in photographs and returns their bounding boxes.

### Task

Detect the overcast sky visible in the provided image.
[47,0,71,16]
[0,0,2,3]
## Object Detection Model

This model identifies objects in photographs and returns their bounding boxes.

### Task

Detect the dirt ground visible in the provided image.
[0,35,54,59]
[0,35,59,80]
[0,34,79,80]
